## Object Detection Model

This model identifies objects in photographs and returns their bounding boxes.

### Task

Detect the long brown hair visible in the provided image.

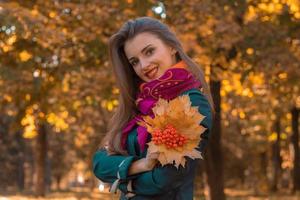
[101,17,215,155]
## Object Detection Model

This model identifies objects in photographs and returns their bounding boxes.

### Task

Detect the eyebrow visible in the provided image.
[128,44,152,62]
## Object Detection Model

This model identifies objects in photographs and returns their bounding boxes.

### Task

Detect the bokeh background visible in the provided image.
[0,0,300,199]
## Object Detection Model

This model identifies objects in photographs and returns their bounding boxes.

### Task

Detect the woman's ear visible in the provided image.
[171,48,177,55]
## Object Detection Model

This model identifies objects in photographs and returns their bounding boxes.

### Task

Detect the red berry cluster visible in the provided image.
[152,124,188,149]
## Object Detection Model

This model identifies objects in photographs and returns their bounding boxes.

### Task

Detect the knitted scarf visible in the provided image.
[121,61,202,152]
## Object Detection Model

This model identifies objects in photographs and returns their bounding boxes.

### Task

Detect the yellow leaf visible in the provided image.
[7,35,17,45]
[268,132,277,142]
[4,94,12,102]
[25,94,31,101]
[278,72,287,79]
[112,87,119,94]
[49,11,56,18]
[23,126,37,139]
[143,95,205,168]
[107,102,114,111]
[153,99,168,116]
[31,9,39,16]
[113,99,119,106]
[2,45,13,52]
[19,50,32,62]
[239,111,246,119]
[246,48,254,55]
[73,101,81,109]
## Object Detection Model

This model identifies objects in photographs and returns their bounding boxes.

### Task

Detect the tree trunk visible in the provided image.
[291,107,300,192]
[35,123,48,197]
[16,130,25,191]
[270,115,282,192]
[56,176,61,191]
[260,151,268,177]
[204,80,226,200]
[258,151,269,194]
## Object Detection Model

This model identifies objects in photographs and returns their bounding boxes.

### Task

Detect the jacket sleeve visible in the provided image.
[190,89,213,153]
[92,149,139,185]
[118,89,213,195]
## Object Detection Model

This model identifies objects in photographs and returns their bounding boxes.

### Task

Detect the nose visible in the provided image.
[140,58,151,71]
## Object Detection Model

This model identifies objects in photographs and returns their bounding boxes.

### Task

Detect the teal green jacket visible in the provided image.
[93,89,213,200]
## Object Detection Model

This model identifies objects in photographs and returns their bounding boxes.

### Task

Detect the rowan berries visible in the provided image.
[151,124,188,150]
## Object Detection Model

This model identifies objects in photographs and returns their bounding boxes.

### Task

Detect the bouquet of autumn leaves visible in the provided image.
[139,95,206,168]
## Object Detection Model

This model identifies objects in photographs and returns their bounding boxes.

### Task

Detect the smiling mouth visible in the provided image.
[145,67,158,79]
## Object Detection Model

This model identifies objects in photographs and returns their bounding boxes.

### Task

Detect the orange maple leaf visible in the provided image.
[139,95,206,168]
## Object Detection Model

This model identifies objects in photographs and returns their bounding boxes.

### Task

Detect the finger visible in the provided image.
[149,152,160,159]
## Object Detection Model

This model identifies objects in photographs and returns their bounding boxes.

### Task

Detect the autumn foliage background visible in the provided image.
[0,0,300,200]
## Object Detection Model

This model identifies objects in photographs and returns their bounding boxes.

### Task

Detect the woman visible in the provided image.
[93,17,214,200]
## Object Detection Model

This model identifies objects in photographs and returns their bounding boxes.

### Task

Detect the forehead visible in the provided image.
[124,32,163,58]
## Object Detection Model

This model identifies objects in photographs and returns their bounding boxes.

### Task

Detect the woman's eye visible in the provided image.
[146,48,154,56]
[131,60,138,66]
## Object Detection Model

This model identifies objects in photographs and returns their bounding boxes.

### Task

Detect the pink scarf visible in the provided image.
[121,61,202,152]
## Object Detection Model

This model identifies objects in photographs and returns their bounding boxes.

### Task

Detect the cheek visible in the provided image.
[133,67,139,75]
[133,67,143,78]
[154,50,165,59]
[156,49,173,64]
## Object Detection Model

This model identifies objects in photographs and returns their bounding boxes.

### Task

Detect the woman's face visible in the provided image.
[124,32,177,82]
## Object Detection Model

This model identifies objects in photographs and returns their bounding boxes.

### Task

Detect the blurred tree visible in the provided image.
[0,0,299,198]
[291,107,300,192]
[270,115,282,192]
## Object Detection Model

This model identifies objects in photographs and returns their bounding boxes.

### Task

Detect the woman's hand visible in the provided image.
[128,151,160,175]
[144,151,160,170]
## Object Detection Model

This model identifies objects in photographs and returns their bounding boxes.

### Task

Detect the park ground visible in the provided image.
[1,187,299,200]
